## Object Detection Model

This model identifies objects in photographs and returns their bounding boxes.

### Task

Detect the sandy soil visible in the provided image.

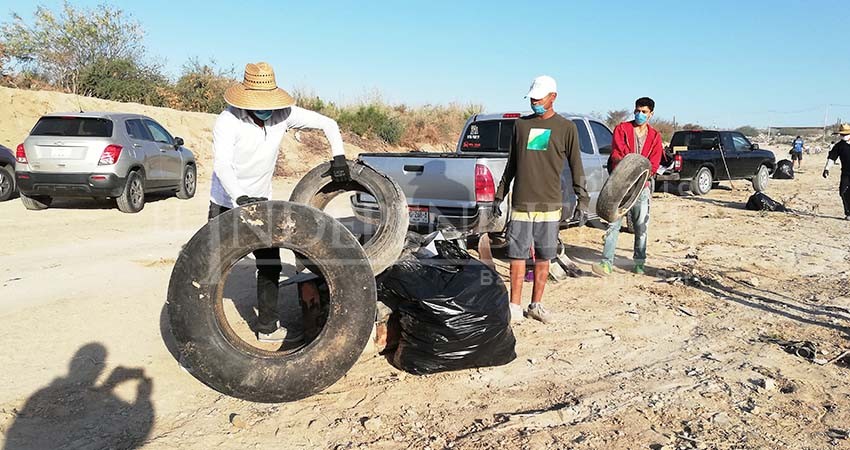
[1,90,849,449]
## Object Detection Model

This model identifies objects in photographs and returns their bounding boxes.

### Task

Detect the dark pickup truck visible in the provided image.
[656,130,775,195]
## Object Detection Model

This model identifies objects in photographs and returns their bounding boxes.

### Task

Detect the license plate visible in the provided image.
[408,206,429,224]
[52,148,72,158]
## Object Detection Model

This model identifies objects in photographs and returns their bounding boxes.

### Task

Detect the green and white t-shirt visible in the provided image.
[495,114,588,212]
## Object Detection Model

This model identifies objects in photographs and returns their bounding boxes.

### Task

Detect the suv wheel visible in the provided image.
[20,193,52,210]
[0,165,15,202]
[176,164,196,200]
[691,167,713,196]
[752,165,769,192]
[117,171,145,213]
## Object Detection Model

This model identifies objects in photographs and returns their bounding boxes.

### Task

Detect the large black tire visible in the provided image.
[0,165,15,202]
[117,170,145,213]
[289,160,408,275]
[167,201,377,403]
[596,154,651,223]
[690,167,713,196]
[20,192,51,210]
[752,165,769,192]
[176,164,197,200]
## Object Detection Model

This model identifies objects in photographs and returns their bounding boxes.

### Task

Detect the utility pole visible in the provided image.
[823,103,831,145]
[766,111,773,144]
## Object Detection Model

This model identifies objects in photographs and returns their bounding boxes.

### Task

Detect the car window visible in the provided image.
[731,133,751,151]
[589,121,613,155]
[571,119,594,155]
[460,120,513,153]
[144,120,173,144]
[671,131,721,150]
[125,119,153,141]
[31,117,113,137]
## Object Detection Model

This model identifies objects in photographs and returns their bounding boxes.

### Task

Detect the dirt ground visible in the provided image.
[1,145,849,450]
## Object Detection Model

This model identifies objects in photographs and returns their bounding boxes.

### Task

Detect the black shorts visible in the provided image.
[791,152,803,161]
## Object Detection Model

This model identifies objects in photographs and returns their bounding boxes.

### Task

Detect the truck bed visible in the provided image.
[359,152,507,209]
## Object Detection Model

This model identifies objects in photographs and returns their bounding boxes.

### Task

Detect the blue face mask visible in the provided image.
[531,104,547,115]
[253,110,273,121]
[634,112,648,126]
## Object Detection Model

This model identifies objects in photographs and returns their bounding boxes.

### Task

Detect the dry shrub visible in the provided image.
[398,103,481,148]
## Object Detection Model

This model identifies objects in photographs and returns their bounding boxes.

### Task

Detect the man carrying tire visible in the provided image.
[593,97,663,276]
[208,62,351,343]
[494,75,589,324]
[822,124,850,221]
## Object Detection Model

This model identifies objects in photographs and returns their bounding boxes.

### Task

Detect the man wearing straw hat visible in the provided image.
[208,62,350,343]
[823,123,850,221]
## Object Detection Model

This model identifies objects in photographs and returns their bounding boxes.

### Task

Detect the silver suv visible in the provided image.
[15,112,197,213]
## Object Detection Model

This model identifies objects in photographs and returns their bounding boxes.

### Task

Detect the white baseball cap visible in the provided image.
[525,75,557,99]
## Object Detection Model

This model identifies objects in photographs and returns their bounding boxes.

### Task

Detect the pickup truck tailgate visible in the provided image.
[359,153,483,208]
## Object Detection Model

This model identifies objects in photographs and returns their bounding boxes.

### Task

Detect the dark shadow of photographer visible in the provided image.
[3,343,154,450]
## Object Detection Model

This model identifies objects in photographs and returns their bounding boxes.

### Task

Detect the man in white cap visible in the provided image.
[209,62,350,342]
[823,123,850,220]
[493,75,589,324]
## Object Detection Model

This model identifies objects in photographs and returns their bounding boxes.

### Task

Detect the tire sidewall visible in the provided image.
[289,160,408,274]
[178,164,197,199]
[0,165,14,201]
[692,167,712,195]
[21,192,51,210]
[118,171,145,212]
[167,201,376,402]
[753,165,769,192]
[596,154,651,223]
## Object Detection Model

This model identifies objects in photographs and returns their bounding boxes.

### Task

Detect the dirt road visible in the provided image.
[1,161,849,449]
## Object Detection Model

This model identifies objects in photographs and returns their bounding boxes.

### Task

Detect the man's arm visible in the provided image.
[212,111,248,200]
[608,123,629,170]
[494,122,519,201]
[827,142,841,162]
[566,125,590,211]
[286,106,346,157]
[824,143,841,176]
[646,131,663,175]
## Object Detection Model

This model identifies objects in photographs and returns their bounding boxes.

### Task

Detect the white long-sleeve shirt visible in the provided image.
[210,106,345,208]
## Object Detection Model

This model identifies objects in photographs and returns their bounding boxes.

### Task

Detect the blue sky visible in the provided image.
[3,0,848,128]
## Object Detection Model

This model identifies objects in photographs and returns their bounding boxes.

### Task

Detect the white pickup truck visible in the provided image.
[352,112,615,237]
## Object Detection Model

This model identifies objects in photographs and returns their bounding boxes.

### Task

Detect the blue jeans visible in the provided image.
[602,187,650,265]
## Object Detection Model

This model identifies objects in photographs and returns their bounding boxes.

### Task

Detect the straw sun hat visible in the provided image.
[224,62,295,110]
[835,123,850,135]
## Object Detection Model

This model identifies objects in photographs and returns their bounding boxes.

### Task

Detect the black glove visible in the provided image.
[823,170,829,179]
[322,155,351,183]
[492,198,503,218]
[236,195,268,206]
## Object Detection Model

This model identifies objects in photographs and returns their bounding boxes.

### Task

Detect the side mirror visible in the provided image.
[751,143,759,150]
[174,137,185,148]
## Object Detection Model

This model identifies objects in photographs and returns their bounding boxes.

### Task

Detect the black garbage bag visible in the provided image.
[746,192,787,212]
[774,159,794,179]
[376,242,516,375]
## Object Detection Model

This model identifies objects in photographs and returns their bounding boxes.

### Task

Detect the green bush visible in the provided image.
[377,116,404,144]
[292,88,339,118]
[169,59,234,113]
[338,104,405,144]
[1,2,150,93]
[77,57,167,106]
